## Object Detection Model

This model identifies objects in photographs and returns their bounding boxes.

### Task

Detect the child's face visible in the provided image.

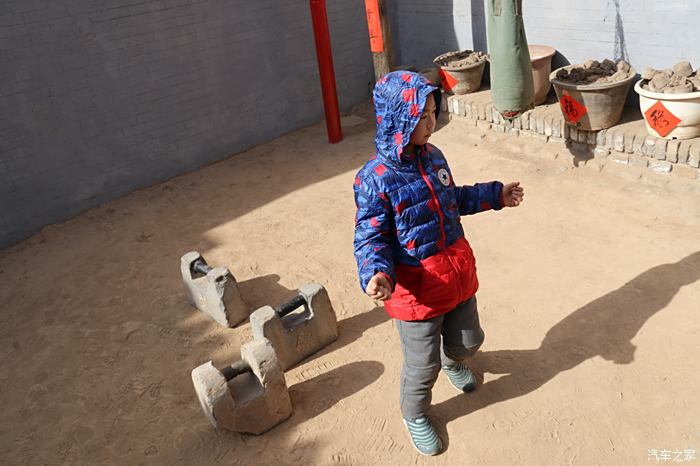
[409,93,436,146]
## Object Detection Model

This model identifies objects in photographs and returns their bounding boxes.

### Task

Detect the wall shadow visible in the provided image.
[544,51,573,103]
[389,0,458,69]
[551,51,572,71]
[431,251,700,448]
[612,0,630,64]
[471,0,488,53]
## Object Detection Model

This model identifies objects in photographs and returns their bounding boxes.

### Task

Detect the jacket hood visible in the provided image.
[373,71,441,163]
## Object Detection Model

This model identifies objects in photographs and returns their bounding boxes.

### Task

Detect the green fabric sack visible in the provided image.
[487,0,534,118]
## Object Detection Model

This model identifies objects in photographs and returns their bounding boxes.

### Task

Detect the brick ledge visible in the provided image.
[441,89,700,181]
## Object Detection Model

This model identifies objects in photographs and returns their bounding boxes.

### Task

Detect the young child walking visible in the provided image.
[353,71,524,455]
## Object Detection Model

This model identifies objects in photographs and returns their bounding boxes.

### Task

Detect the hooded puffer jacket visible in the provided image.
[353,71,504,321]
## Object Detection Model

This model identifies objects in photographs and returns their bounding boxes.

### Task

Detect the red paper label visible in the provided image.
[644,101,681,138]
[439,69,458,93]
[365,0,383,53]
[559,94,587,124]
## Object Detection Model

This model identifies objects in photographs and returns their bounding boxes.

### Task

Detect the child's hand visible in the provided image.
[502,181,524,207]
[366,273,392,301]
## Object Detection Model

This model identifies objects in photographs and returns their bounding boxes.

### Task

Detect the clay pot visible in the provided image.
[550,64,636,130]
[433,50,488,95]
[529,45,556,105]
[419,67,440,86]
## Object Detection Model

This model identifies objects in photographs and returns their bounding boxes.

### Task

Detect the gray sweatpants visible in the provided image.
[395,296,484,420]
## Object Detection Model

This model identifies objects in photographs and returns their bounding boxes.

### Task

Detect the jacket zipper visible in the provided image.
[417,160,446,250]
[418,155,465,299]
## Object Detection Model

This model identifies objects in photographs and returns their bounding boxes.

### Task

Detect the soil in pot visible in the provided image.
[434,50,488,69]
[640,61,700,94]
[555,59,634,85]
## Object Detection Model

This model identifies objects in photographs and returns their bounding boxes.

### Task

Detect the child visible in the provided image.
[353,71,524,456]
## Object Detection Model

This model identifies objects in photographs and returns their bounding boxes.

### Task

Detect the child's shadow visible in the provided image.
[431,251,700,448]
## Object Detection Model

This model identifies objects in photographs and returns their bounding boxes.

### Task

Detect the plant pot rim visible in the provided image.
[529,44,556,61]
[433,50,489,71]
[549,64,637,91]
[634,80,700,100]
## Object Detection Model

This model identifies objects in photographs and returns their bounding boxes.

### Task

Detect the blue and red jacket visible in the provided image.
[353,71,505,321]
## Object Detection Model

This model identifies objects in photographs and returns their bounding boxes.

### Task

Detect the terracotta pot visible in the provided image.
[529,45,556,105]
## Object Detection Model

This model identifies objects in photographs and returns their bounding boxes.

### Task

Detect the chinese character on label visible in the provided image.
[559,93,587,124]
[685,449,696,461]
[643,101,681,138]
[649,449,659,461]
[660,449,672,462]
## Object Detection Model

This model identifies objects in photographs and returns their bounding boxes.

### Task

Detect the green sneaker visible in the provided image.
[442,361,477,393]
[403,415,442,456]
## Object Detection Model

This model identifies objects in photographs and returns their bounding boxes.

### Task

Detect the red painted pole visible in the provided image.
[309,0,343,144]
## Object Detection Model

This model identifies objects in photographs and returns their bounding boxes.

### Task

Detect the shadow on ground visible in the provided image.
[432,251,700,449]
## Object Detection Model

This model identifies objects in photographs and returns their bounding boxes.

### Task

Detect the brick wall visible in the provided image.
[0,0,374,248]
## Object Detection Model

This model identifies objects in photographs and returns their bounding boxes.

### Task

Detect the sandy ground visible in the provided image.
[1,105,699,466]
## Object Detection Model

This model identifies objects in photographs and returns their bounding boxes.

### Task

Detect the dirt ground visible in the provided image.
[1,104,699,466]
